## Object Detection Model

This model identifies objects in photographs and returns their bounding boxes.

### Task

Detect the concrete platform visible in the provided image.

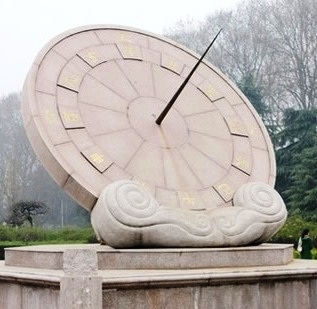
[1,244,317,309]
[4,243,293,270]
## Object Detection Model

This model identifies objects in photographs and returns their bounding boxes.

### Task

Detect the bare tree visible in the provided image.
[8,200,48,227]
[264,0,317,110]
[164,1,280,127]
[164,0,317,133]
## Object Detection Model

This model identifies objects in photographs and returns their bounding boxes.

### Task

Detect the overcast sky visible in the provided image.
[0,0,240,97]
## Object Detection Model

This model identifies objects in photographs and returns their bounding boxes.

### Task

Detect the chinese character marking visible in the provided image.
[217,183,234,197]
[206,85,217,98]
[63,75,79,88]
[235,155,250,170]
[182,193,195,206]
[85,51,99,63]
[228,120,245,134]
[167,59,177,71]
[63,112,79,122]
[90,152,104,164]
[124,44,136,57]
[119,33,132,43]
[248,125,258,137]
[44,110,58,123]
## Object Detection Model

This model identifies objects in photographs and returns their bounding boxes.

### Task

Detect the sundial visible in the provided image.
[22,25,286,247]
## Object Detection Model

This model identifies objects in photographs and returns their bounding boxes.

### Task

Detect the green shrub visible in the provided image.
[270,214,317,259]
[0,225,97,245]
[270,214,317,246]
[0,226,98,260]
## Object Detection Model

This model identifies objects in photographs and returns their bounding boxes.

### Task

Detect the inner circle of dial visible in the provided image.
[128,97,189,148]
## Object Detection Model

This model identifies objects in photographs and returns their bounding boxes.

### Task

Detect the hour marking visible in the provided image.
[62,111,79,122]
[161,55,183,74]
[182,192,196,206]
[44,110,58,123]
[85,51,99,63]
[63,75,80,88]
[214,183,235,202]
[90,152,105,164]
[117,43,142,60]
[233,154,251,174]
[81,146,113,173]
[224,116,249,137]
[118,33,132,43]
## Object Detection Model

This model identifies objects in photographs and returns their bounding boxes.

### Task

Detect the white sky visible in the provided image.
[0,0,240,97]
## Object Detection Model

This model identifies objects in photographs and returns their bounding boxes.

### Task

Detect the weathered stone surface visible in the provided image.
[22,25,277,215]
[60,248,102,309]
[63,248,98,275]
[4,243,293,270]
[60,277,102,309]
[91,180,287,248]
[2,247,317,308]
[0,282,59,309]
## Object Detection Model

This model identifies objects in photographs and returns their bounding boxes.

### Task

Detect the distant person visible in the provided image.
[298,228,313,259]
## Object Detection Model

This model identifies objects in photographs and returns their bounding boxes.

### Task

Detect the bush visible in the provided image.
[270,214,317,259]
[0,226,98,260]
[270,214,317,246]
[0,225,97,245]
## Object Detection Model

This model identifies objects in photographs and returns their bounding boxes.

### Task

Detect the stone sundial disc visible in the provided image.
[22,25,276,212]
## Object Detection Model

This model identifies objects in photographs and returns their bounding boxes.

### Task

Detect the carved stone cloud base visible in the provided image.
[91,180,287,248]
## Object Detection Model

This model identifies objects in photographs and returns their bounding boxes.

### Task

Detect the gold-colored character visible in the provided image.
[228,120,245,134]
[63,112,79,122]
[85,51,99,63]
[90,152,105,164]
[206,85,217,98]
[182,192,195,206]
[235,155,250,171]
[119,33,132,43]
[124,44,136,57]
[63,75,79,88]
[44,110,58,123]
[248,125,258,137]
[167,59,178,71]
[217,183,234,198]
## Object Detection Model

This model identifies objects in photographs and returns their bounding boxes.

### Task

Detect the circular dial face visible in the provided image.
[22,25,276,211]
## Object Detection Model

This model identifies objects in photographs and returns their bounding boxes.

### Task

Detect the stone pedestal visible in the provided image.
[1,244,317,308]
[60,249,102,308]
